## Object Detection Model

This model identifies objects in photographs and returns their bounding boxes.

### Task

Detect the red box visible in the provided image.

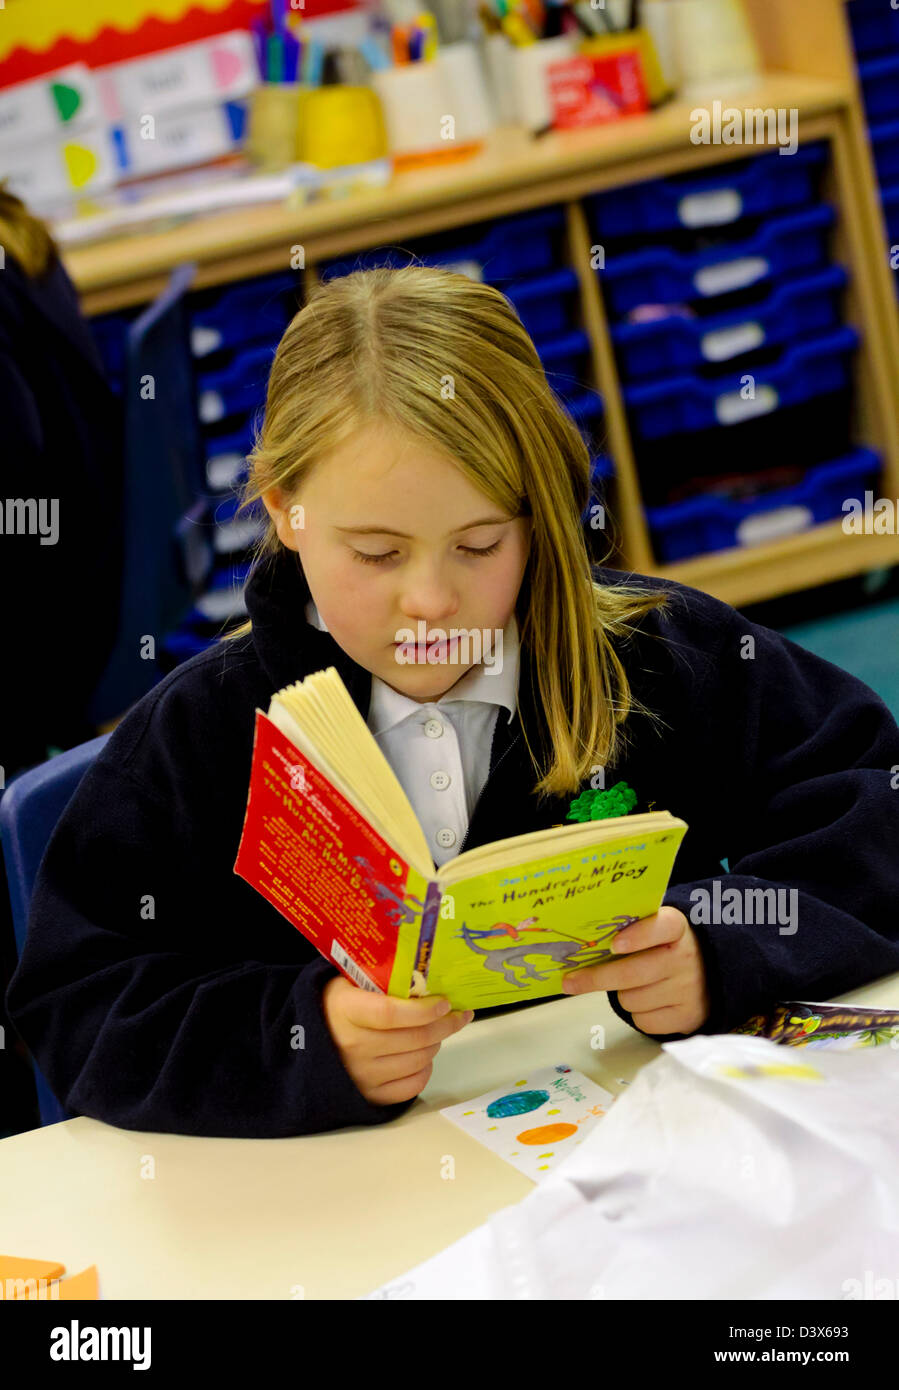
[547,48,649,130]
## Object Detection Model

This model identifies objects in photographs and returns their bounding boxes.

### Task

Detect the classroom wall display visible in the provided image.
[0,63,102,148]
[94,30,258,121]
[0,0,355,89]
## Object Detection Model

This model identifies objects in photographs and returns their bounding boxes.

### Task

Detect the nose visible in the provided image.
[397,557,461,626]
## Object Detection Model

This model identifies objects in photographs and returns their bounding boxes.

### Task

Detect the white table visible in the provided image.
[2,973,897,1299]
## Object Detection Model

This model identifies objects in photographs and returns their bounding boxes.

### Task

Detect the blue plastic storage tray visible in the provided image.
[189,272,297,357]
[646,448,881,563]
[563,386,604,430]
[582,452,614,529]
[624,325,859,439]
[600,204,835,317]
[196,344,275,424]
[538,329,594,393]
[611,264,848,379]
[588,143,826,239]
[881,181,899,244]
[504,267,579,340]
[320,205,566,285]
[204,418,255,490]
[870,120,899,184]
[850,1,899,58]
[860,52,899,123]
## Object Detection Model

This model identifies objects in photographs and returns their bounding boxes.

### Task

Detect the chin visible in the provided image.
[383,661,467,698]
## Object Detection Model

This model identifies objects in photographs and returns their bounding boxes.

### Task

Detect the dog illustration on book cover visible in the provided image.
[456,914,640,988]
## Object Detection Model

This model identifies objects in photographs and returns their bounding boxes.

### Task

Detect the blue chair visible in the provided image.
[0,735,111,1126]
[87,263,211,725]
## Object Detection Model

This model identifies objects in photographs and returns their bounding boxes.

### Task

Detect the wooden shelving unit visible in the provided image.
[60,0,899,607]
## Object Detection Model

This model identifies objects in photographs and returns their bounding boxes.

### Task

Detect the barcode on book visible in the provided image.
[331,940,380,992]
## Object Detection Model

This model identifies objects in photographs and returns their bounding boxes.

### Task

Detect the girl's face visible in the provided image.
[262,418,532,703]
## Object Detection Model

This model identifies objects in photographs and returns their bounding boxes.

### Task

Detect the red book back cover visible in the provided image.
[233,710,426,993]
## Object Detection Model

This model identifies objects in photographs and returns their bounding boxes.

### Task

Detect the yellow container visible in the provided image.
[247,83,302,169]
[297,86,388,168]
[579,27,669,105]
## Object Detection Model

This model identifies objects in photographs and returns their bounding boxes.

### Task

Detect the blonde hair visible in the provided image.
[222,265,672,799]
[0,183,56,279]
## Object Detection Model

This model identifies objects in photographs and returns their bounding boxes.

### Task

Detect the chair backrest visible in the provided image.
[0,734,111,1125]
[88,261,208,725]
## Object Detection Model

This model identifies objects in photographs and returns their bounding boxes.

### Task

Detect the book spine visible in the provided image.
[413,880,444,985]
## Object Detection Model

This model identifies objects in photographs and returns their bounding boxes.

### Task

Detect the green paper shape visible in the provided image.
[51,82,81,123]
[565,780,638,823]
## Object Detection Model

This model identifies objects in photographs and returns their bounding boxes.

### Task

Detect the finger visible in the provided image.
[367,1009,473,1058]
[631,1004,699,1036]
[367,1041,445,1081]
[614,908,686,955]
[562,942,678,995]
[364,1062,435,1106]
[340,988,456,1030]
[617,976,686,1013]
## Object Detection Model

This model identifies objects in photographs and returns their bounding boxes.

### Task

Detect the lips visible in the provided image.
[393,635,461,660]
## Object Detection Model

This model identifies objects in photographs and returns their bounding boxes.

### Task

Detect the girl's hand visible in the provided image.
[561,906,710,1036]
[321,975,473,1106]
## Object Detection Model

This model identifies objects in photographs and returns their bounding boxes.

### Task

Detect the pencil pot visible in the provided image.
[508,34,577,133]
[483,32,517,124]
[435,40,494,141]
[669,0,761,100]
[246,82,301,169]
[370,61,452,156]
[296,86,387,167]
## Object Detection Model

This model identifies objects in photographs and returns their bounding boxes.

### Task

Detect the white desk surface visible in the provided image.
[3,972,898,1300]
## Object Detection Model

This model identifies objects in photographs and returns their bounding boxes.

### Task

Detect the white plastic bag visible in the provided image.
[364,1034,899,1300]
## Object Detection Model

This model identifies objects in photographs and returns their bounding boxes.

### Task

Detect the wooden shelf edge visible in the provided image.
[651,522,899,605]
[65,71,853,313]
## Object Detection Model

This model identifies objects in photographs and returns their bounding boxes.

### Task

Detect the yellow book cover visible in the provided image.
[233,667,687,1011]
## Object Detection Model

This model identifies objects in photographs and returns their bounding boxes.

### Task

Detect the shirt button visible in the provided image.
[424,719,443,738]
[436,827,457,848]
[430,770,451,790]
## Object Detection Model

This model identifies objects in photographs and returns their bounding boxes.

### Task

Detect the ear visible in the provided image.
[261,487,301,551]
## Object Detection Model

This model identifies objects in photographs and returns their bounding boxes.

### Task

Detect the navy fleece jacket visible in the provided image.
[7,547,899,1137]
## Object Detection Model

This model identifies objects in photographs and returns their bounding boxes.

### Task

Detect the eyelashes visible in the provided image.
[351,540,503,566]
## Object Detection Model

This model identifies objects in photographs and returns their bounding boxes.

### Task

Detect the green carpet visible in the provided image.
[778,594,899,722]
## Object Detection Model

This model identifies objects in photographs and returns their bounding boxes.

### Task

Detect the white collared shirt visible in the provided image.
[305,599,521,867]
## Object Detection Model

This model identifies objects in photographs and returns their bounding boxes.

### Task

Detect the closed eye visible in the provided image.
[351,540,503,566]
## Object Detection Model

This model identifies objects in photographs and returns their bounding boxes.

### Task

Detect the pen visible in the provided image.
[392,23,411,63]
[251,18,267,79]
[573,2,609,36]
[414,10,439,59]
[501,10,537,44]
[283,30,300,82]
[360,33,392,70]
[478,2,503,34]
[266,31,285,82]
[305,38,324,85]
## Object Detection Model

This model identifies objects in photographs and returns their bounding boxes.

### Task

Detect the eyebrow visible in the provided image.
[333,516,511,538]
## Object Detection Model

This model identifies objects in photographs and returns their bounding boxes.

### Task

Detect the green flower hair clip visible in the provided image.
[565,780,638,823]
